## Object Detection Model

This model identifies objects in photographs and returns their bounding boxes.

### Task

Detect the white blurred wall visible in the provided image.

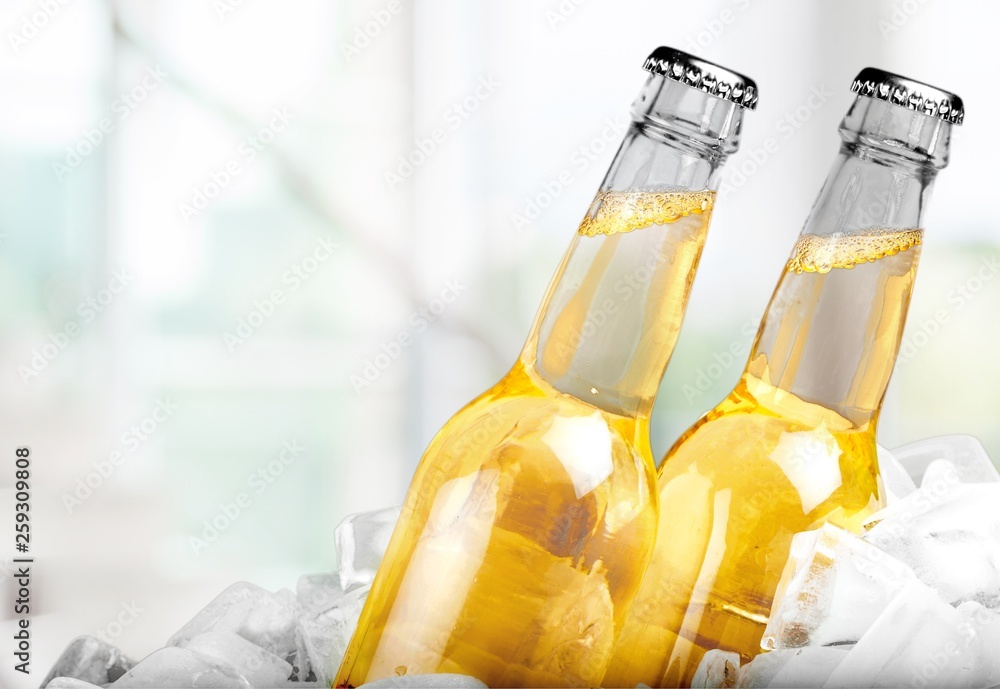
[0,0,998,682]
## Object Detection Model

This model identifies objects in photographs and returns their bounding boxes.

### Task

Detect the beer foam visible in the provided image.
[577,190,715,237]
[786,228,923,274]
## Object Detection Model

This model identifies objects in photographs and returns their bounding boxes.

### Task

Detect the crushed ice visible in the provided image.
[42,439,999,689]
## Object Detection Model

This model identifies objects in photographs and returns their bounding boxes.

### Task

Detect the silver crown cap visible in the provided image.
[851,67,964,125]
[642,46,758,111]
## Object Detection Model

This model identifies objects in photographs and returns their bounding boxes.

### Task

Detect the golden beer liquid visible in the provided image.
[337,191,714,688]
[602,228,922,688]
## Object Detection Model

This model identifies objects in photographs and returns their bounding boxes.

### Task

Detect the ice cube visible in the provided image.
[822,579,990,688]
[296,583,369,685]
[762,524,917,650]
[167,582,301,659]
[110,646,250,688]
[181,631,292,687]
[44,680,103,689]
[737,651,792,687]
[766,528,825,631]
[864,481,1000,608]
[297,572,348,614]
[922,458,964,489]
[955,601,1000,687]
[357,674,487,688]
[769,647,850,687]
[292,574,354,682]
[41,636,135,688]
[736,647,849,688]
[691,649,740,688]
[891,435,999,486]
[336,506,401,590]
[875,444,916,502]
[862,458,964,528]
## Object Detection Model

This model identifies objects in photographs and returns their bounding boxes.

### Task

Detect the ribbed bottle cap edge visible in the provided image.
[642,46,758,111]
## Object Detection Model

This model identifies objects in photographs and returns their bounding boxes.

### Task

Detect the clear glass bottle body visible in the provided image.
[336,76,746,688]
[603,95,952,689]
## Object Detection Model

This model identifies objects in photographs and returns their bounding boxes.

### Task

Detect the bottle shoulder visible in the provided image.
[417,362,654,502]
[657,374,880,520]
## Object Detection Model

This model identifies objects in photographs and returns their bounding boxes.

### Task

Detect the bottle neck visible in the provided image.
[523,78,745,419]
[747,97,951,427]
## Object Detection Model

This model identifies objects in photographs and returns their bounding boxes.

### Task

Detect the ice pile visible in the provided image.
[40,506,429,689]
[43,435,1000,689]
[694,435,1000,689]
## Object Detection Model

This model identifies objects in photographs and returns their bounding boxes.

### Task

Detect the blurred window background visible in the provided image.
[0,0,998,676]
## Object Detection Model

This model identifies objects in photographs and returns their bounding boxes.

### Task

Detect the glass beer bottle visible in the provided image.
[336,47,758,689]
[603,68,964,688]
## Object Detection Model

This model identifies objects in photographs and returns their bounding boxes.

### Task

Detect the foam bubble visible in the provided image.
[577,190,715,237]
[786,228,923,274]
